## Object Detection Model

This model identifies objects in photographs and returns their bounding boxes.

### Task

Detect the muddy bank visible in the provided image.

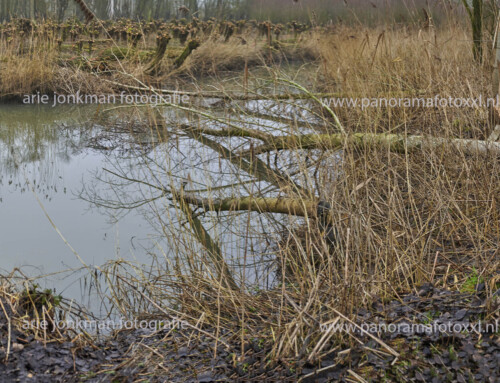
[1,285,498,382]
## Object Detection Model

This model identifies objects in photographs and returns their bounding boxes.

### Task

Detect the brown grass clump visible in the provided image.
[0,278,92,344]
[0,47,55,98]
[317,25,495,137]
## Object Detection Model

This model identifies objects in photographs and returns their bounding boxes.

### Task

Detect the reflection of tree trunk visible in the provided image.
[181,195,318,218]
[174,189,238,290]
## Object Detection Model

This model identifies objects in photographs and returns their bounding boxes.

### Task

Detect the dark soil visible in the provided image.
[0,285,498,382]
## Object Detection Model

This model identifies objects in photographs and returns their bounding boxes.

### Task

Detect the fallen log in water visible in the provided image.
[241,132,500,157]
[180,195,318,217]
[102,80,339,101]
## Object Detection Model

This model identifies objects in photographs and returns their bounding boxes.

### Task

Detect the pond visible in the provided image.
[0,104,162,312]
[0,91,324,315]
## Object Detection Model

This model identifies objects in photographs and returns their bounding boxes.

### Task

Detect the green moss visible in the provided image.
[99,46,133,61]
[461,267,484,293]
[174,39,201,68]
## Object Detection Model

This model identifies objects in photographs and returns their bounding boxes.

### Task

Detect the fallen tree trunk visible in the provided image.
[170,124,500,157]
[181,195,318,217]
[242,132,500,156]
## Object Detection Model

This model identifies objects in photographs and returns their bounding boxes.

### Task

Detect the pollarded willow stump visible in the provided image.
[145,32,171,75]
[174,39,200,68]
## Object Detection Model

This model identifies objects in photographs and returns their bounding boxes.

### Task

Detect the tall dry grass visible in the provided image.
[318,25,496,137]
[0,18,322,99]
[1,18,498,377]
[0,32,57,98]
[80,25,499,374]
[0,26,109,98]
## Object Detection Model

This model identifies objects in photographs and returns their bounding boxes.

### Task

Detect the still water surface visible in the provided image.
[0,95,316,313]
[0,104,159,310]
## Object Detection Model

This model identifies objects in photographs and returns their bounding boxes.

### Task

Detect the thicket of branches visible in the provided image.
[0,0,462,25]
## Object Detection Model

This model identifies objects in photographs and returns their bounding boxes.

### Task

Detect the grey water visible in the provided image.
[0,96,320,316]
[0,104,160,313]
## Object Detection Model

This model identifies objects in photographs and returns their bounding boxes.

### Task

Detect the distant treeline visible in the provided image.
[0,0,464,25]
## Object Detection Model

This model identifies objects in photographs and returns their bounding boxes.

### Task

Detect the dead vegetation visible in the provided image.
[1,14,499,382]
[69,22,499,381]
[0,17,319,99]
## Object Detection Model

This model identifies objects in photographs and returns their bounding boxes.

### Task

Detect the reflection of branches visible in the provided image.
[81,78,342,290]
[186,129,310,197]
[80,167,169,211]
[173,187,238,290]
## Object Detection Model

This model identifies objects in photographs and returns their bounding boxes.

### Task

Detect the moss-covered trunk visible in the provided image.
[145,33,170,75]
[174,39,200,68]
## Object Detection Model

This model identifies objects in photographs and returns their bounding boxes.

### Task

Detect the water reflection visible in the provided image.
[0,98,326,314]
[0,104,158,311]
